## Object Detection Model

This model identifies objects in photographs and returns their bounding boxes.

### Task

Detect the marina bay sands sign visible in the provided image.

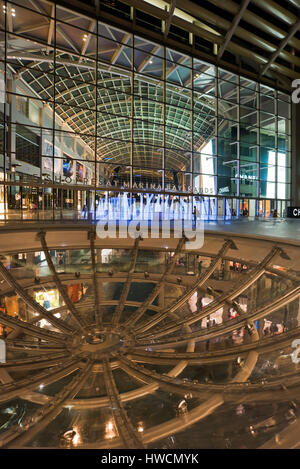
[22,173,215,195]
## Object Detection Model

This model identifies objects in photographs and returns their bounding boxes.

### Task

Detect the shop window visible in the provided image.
[16,124,40,167]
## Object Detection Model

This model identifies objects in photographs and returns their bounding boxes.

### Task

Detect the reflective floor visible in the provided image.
[0,221,299,449]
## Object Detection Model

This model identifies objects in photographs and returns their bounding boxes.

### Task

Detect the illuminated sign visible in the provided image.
[235,173,256,180]
[12,174,214,194]
[287,207,300,218]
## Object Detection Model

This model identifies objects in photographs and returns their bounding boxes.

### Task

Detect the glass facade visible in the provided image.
[0,0,292,220]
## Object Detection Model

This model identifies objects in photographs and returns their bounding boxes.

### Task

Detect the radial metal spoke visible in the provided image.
[206,285,246,319]
[135,239,237,335]
[102,357,144,449]
[0,261,74,335]
[137,282,300,348]
[0,353,71,372]
[128,324,300,364]
[1,360,93,448]
[121,324,259,394]
[260,417,300,449]
[0,358,80,404]
[119,351,260,396]
[89,229,102,326]
[0,309,67,344]
[38,231,88,333]
[123,237,186,328]
[111,237,140,327]
[6,339,66,353]
[137,245,286,340]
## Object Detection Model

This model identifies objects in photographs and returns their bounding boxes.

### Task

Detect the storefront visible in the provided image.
[35,289,61,311]
[0,183,291,220]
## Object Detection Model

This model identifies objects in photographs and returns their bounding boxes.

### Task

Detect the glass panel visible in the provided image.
[218,119,238,140]
[165,124,192,151]
[218,100,238,121]
[240,86,258,108]
[166,149,192,172]
[134,52,163,79]
[193,72,215,94]
[240,106,258,127]
[278,100,290,119]
[260,112,276,131]
[194,58,215,76]
[133,144,162,169]
[218,80,238,103]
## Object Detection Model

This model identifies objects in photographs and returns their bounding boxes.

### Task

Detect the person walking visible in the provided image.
[0,326,7,339]
[197,258,203,276]
[193,205,199,226]
[83,203,87,219]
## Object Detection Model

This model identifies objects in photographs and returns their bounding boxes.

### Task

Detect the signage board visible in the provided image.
[287,207,300,218]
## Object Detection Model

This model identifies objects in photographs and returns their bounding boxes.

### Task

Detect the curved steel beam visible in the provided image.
[137,282,300,348]
[127,325,300,364]
[0,353,69,372]
[0,309,67,344]
[1,360,93,448]
[89,229,102,326]
[134,239,237,334]
[0,261,74,335]
[102,357,144,449]
[112,236,140,327]
[0,358,80,404]
[124,236,186,327]
[37,231,88,333]
[137,246,285,340]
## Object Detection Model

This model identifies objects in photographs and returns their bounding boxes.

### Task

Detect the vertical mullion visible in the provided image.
[94,20,98,222]
[275,88,278,206]
[214,65,217,200]
[258,83,261,205]
[216,65,219,217]
[191,59,194,200]
[237,74,240,200]
[255,83,259,204]
[3,0,7,219]
[131,31,134,193]
[52,4,56,219]
[162,44,166,195]
[289,97,292,205]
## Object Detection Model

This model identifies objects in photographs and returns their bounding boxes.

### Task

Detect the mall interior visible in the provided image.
[0,0,299,450]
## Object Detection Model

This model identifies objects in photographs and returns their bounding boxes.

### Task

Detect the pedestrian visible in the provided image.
[196,295,202,310]
[193,206,197,225]
[83,204,87,219]
[0,326,7,339]
[198,258,203,276]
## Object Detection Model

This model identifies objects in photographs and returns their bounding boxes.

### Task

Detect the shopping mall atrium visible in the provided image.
[0,0,300,450]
